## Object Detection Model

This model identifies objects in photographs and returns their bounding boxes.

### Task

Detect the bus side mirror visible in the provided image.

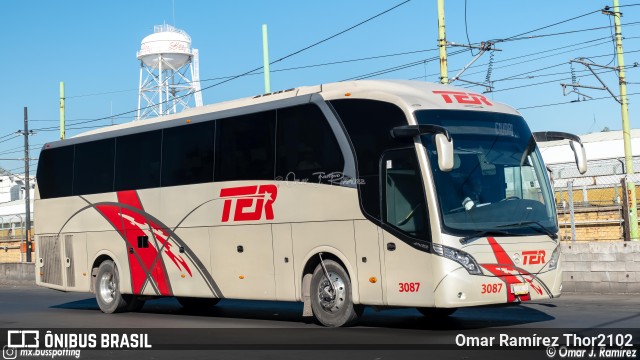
[391,124,453,171]
[435,133,454,172]
[533,131,587,175]
[570,140,587,175]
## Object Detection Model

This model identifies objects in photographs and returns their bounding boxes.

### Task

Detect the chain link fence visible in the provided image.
[549,157,640,242]
[0,218,32,262]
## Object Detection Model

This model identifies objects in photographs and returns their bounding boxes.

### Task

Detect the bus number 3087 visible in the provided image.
[481,283,503,294]
[399,282,420,292]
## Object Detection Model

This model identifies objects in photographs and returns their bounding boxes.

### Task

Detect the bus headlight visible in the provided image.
[548,245,560,270]
[432,243,482,275]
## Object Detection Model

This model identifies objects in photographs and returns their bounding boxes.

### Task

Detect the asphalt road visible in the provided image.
[0,285,639,360]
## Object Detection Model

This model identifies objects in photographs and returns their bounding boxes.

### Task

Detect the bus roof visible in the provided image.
[67,80,520,140]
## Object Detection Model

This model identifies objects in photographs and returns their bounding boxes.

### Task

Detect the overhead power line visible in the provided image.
[343,49,468,81]
[464,0,476,56]
[268,0,412,66]
[517,92,640,110]
[60,47,441,102]
[459,38,615,80]
[460,48,640,86]
[410,36,616,83]
[497,9,601,42]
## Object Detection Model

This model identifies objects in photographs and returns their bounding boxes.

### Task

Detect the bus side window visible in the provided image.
[215,111,276,182]
[161,121,214,187]
[329,99,406,220]
[37,146,74,199]
[114,130,162,191]
[73,138,115,195]
[275,104,344,184]
[381,148,429,240]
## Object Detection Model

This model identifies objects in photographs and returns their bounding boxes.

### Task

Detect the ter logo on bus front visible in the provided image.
[432,90,493,106]
[220,185,278,222]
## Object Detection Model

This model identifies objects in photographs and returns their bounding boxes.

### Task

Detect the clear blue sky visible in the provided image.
[1,0,640,175]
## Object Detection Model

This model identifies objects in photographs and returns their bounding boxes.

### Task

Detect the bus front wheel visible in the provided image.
[95,260,133,314]
[310,259,362,327]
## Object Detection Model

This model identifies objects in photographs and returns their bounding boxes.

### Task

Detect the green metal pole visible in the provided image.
[437,0,448,84]
[59,81,66,140]
[262,24,271,93]
[613,0,638,241]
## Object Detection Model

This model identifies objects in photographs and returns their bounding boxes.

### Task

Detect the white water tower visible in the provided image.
[136,24,203,120]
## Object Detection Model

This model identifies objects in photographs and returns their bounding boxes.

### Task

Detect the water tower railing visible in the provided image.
[153,24,191,42]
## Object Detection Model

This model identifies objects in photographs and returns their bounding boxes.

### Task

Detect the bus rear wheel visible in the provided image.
[310,259,362,327]
[176,297,220,310]
[416,307,457,317]
[95,260,132,314]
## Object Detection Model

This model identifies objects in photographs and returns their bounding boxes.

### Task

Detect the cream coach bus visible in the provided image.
[34,80,586,327]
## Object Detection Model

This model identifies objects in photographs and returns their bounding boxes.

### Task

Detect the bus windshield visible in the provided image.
[417,110,558,237]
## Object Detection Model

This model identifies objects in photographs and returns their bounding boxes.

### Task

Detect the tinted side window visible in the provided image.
[114,130,162,191]
[162,122,214,187]
[276,104,344,184]
[73,138,115,195]
[36,146,74,199]
[329,99,406,219]
[215,111,276,181]
[382,148,429,240]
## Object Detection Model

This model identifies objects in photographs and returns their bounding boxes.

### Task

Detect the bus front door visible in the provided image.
[380,148,435,307]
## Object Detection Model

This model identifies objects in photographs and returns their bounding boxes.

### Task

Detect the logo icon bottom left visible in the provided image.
[2,345,17,360]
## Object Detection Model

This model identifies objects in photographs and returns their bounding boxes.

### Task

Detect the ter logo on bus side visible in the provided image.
[220,185,278,222]
[432,90,493,106]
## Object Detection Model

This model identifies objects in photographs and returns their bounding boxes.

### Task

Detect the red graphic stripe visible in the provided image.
[482,237,534,302]
[118,190,143,210]
[486,236,513,265]
[94,191,194,295]
[147,218,192,277]
[119,205,172,295]
[95,204,153,295]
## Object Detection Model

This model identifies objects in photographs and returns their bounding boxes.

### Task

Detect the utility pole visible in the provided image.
[19,107,34,262]
[437,0,448,84]
[262,24,271,93]
[613,0,638,241]
[60,81,65,140]
[609,0,638,241]
[559,1,638,241]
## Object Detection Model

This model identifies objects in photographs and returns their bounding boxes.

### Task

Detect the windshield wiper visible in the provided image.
[495,221,558,241]
[459,229,520,245]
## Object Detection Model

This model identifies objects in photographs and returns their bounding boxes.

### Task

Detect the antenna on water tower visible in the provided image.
[136,24,203,120]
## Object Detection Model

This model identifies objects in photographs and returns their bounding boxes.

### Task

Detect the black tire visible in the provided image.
[310,259,363,327]
[417,307,457,318]
[176,296,220,310]
[94,260,131,314]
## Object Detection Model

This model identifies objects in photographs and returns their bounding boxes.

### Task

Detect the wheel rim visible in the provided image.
[99,271,116,304]
[316,271,346,313]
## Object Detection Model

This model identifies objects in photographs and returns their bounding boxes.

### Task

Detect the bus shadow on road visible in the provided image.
[360,304,556,330]
[51,297,555,330]
[50,298,101,311]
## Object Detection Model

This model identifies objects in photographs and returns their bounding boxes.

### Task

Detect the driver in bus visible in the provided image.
[460,158,483,210]
[436,153,484,212]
